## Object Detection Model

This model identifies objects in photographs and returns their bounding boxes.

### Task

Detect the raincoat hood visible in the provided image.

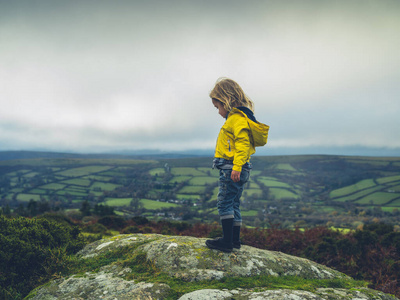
[230,107,269,147]
[215,107,270,172]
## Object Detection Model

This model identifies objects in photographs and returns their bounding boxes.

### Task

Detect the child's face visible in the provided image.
[212,99,228,119]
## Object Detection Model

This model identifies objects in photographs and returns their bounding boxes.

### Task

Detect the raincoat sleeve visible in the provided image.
[232,115,251,172]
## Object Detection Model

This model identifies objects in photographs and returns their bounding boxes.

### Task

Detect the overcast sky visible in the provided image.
[1,0,400,156]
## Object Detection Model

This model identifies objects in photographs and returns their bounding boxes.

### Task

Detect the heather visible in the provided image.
[1,213,399,299]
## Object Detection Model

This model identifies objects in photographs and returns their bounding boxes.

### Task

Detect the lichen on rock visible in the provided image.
[26,264,170,300]
[77,233,165,259]
[178,288,399,300]
[25,234,399,300]
[134,234,349,281]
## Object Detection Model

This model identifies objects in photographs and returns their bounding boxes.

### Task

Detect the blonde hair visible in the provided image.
[210,77,254,112]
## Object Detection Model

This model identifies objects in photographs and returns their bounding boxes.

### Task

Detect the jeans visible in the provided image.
[217,167,250,226]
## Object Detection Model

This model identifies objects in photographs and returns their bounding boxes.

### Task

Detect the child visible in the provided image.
[206,78,269,253]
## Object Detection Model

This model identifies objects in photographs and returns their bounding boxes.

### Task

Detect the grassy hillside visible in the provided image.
[1,154,400,229]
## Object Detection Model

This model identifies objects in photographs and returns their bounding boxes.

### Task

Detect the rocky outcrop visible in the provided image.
[26,264,171,300]
[26,234,399,300]
[179,288,398,300]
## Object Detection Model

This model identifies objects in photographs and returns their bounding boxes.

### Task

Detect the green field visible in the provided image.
[241,210,258,216]
[354,192,399,205]
[247,182,260,189]
[178,186,206,194]
[171,167,205,176]
[23,172,40,178]
[105,198,178,209]
[176,194,201,200]
[149,168,166,176]
[29,189,47,194]
[250,170,261,176]
[90,182,121,191]
[105,198,132,206]
[61,178,92,186]
[1,153,400,229]
[84,175,113,181]
[39,183,66,190]
[381,207,400,212]
[170,176,192,183]
[330,179,376,199]
[244,189,263,197]
[269,188,299,200]
[57,190,87,197]
[257,177,291,188]
[332,186,382,202]
[211,187,219,199]
[56,166,113,177]
[197,167,217,176]
[68,186,88,191]
[16,194,43,202]
[377,175,400,184]
[140,199,178,209]
[271,163,297,171]
[389,199,400,207]
[189,176,217,185]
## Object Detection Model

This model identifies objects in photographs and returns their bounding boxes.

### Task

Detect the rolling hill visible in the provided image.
[1,152,399,229]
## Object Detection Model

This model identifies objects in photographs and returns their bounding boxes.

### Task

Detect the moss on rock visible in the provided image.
[25,264,170,300]
[25,234,399,300]
[179,288,399,300]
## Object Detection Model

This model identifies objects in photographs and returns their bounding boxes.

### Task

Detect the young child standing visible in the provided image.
[206,78,269,253]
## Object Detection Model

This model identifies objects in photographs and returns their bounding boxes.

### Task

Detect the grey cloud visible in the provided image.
[1,1,400,153]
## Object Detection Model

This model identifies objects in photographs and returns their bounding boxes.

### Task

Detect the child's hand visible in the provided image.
[231,170,241,182]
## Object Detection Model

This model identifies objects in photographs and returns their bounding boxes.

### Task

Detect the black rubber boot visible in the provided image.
[206,218,233,253]
[233,225,241,249]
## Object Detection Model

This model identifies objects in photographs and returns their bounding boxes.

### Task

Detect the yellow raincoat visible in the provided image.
[214,108,269,172]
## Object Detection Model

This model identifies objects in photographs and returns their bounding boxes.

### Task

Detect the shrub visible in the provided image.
[98,215,126,230]
[83,233,103,244]
[140,226,154,233]
[121,226,140,234]
[207,228,223,239]
[83,223,108,234]
[0,216,85,299]
[131,216,149,225]
[364,222,394,236]
[38,212,75,227]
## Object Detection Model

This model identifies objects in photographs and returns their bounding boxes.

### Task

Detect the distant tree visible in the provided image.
[98,215,126,230]
[15,204,26,216]
[93,204,115,216]
[27,200,38,216]
[38,200,50,214]
[253,217,262,228]
[80,200,91,216]
[3,204,11,216]
[130,198,143,210]
[131,216,149,225]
